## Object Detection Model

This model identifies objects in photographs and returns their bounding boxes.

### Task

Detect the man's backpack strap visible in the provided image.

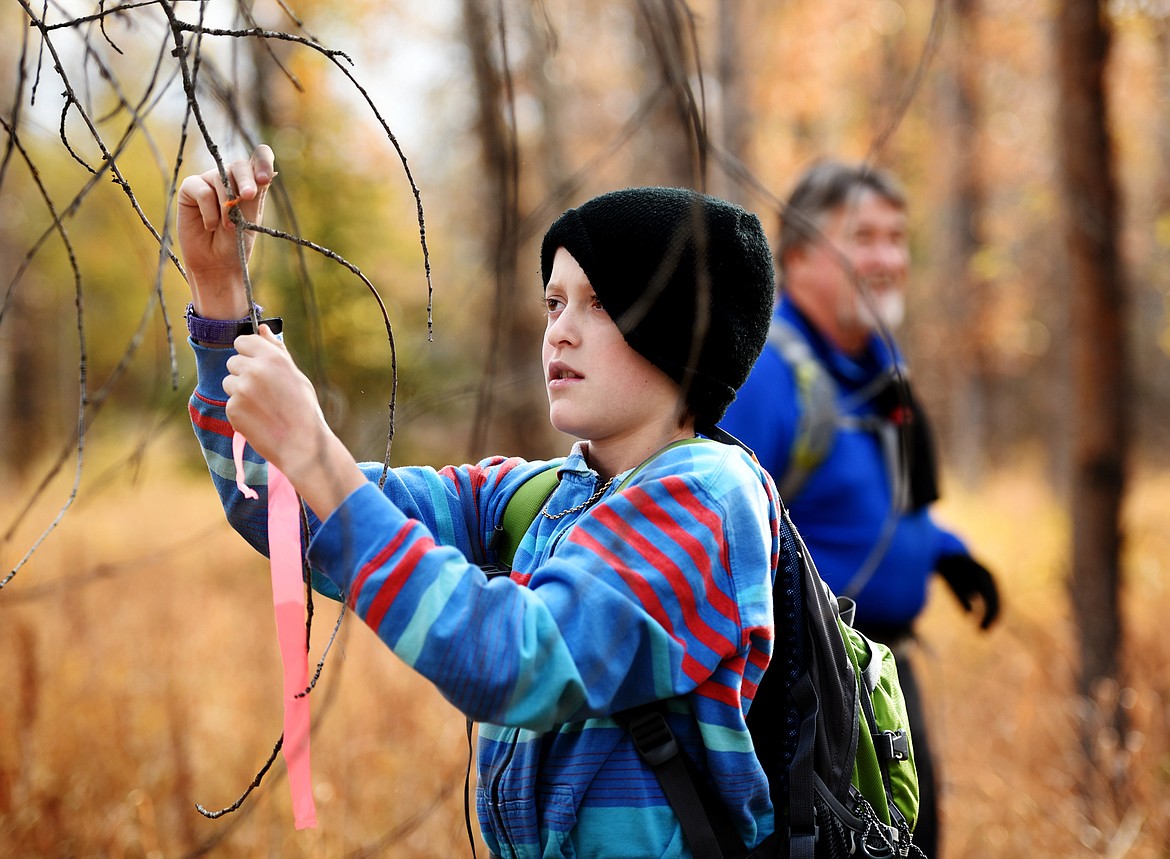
[766,319,839,499]
[612,702,749,859]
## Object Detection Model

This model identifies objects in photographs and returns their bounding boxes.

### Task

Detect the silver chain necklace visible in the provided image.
[541,476,615,520]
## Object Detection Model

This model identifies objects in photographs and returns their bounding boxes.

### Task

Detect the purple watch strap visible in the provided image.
[185,303,283,343]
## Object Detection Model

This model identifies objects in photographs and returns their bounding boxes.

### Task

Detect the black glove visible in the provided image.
[936,553,1000,630]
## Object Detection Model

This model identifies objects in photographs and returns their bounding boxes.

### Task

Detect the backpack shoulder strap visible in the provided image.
[492,465,560,571]
[767,318,839,499]
[493,437,710,572]
[613,702,747,859]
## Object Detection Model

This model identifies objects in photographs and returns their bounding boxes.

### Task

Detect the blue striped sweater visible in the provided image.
[189,342,781,858]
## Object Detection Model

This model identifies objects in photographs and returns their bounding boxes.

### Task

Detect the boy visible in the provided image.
[179,145,783,857]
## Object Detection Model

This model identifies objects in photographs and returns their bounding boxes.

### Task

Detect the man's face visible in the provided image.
[784,188,909,353]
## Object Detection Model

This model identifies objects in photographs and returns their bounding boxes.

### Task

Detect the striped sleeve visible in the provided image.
[188,342,273,555]
[186,338,548,601]
[555,446,777,718]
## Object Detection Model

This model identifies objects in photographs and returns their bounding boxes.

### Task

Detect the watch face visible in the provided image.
[246,317,283,336]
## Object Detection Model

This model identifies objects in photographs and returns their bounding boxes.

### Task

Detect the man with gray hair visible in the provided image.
[721,159,1001,857]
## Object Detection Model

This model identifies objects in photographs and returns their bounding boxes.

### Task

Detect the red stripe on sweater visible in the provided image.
[489,457,525,488]
[347,525,413,611]
[439,457,512,501]
[570,527,710,686]
[663,477,761,648]
[747,643,772,671]
[189,402,234,439]
[630,478,740,623]
[362,529,437,632]
[438,465,466,498]
[695,677,746,708]
[724,653,747,674]
[588,499,736,662]
[194,390,228,407]
[741,677,759,702]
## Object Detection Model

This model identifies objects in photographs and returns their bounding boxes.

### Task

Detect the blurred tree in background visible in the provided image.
[3,0,1169,476]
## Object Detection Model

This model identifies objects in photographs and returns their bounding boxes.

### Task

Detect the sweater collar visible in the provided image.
[776,296,903,387]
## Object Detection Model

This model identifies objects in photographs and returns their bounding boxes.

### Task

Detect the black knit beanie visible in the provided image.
[540,187,775,425]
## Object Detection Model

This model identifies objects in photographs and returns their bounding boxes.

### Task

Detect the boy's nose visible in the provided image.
[546,309,577,346]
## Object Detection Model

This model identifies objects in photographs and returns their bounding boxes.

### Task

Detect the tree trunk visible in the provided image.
[0,278,50,480]
[0,25,52,479]
[715,0,751,206]
[940,0,991,483]
[635,0,705,188]
[1055,0,1129,799]
[462,0,544,457]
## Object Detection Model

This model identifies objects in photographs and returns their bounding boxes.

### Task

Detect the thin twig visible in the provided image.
[195,735,283,819]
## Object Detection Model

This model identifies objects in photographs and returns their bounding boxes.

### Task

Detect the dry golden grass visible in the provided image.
[919,461,1170,857]
[1,442,1167,857]
[0,440,480,858]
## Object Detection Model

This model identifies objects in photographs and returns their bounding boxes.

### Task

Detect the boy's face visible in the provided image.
[543,247,684,446]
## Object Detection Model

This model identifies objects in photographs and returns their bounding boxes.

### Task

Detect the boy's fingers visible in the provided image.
[258,323,283,346]
[223,146,275,225]
[252,144,276,184]
[226,145,276,199]
[232,327,285,357]
[232,333,264,356]
[177,173,228,232]
[226,159,257,202]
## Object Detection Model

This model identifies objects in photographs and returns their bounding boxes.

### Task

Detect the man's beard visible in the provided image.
[856,290,905,331]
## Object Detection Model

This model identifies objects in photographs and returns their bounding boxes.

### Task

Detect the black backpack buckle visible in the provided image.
[874,729,910,762]
[625,709,679,766]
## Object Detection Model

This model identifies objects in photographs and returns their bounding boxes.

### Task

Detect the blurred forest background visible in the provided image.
[1,0,1168,856]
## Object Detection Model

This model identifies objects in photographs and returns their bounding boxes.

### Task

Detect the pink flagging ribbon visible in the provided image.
[233,432,318,829]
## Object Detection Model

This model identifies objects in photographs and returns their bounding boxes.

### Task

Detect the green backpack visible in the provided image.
[492,436,924,858]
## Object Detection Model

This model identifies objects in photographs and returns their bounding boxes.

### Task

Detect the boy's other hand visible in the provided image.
[222,324,325,473]
[223,325,366,519]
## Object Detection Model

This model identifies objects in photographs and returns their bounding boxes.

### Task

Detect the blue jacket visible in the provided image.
[720,299,966,628]
[189,342,782,858]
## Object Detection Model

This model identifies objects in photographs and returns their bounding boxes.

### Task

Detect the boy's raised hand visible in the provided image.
[177,144,276,318]
[180,146,366,517]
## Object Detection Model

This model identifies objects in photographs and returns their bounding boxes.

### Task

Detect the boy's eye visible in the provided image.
[542,293,602,315]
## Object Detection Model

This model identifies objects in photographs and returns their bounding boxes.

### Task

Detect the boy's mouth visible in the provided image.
[547,360,582,383]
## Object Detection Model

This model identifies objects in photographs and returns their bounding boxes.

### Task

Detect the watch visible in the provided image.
[185,303,283,344]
